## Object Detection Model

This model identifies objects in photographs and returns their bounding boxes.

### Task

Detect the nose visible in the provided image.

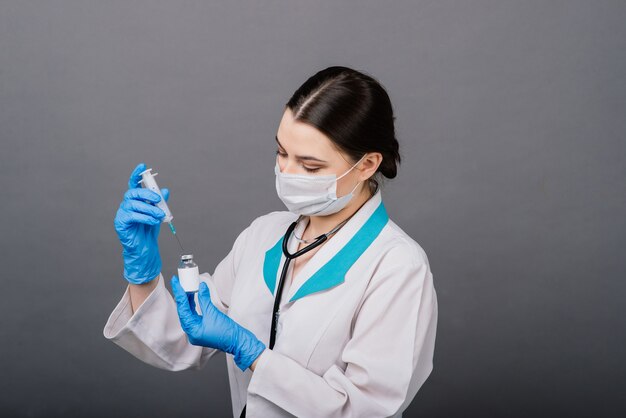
[277,157,298,174]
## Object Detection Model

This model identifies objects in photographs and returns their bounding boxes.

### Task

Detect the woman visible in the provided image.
[104,66,438,418]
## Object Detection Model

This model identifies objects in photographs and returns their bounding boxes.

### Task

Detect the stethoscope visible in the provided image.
[239,214,350,418]
[269,214,350,348]
[239,178,377,417]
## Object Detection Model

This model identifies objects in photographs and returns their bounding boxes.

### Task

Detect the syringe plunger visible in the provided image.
[138,168,173,223]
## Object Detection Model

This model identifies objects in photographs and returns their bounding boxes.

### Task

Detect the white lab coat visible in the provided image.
[103,189,438,417]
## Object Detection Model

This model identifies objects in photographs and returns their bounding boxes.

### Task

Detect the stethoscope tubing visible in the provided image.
[242,218,342,418]
[269,220,328,349]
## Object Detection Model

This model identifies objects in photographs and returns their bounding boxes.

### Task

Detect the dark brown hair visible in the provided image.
[285,66,401,194]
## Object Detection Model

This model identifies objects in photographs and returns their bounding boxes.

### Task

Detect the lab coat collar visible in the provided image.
[263,188,389,303]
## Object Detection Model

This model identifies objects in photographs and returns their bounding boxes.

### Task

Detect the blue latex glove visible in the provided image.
[114,162,169,284]
[171,275,267,371]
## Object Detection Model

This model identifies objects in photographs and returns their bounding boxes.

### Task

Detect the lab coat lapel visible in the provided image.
[262,215,309,298]
[262,190,389,303]
[262,234,286,297]
[288,197,388,302]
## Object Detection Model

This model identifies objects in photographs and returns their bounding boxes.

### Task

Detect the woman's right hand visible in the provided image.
[114,162,169,285]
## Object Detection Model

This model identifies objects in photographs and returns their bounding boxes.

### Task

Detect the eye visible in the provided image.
[302,166,321,173]
[275,149,287,158]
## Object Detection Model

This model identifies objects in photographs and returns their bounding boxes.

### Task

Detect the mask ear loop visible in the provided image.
[335,153,368,198]
[336,153,367,180]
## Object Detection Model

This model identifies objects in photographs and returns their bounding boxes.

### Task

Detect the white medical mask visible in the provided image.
[275,154,366,216]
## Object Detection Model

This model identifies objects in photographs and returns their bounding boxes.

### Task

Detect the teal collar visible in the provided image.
[263,200,389,302]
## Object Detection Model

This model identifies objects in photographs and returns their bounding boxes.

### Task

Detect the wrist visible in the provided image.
[233,328,266,371]
[250,349,265,371]
[123,251,162,284]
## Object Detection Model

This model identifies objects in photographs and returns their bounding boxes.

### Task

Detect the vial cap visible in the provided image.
[181,254,194,261]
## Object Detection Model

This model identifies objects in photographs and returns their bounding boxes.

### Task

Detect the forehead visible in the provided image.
[276,108,339,156]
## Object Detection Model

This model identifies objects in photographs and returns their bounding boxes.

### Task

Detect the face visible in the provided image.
[275,108,377,198]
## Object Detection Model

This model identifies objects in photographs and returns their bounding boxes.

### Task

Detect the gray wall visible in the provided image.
[1,1,624,417]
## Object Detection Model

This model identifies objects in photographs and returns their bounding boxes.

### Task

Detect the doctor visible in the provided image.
[104,66,438,418]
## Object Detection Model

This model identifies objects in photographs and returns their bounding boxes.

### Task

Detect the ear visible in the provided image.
[358,152,383,181]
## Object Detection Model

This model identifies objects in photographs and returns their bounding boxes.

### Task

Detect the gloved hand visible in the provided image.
[171,276,267,371]
[114,162,169,284]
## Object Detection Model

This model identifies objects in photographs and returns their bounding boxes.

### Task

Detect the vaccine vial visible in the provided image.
[178,254,200,293]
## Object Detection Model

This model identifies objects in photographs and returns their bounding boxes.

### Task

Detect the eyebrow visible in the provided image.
[275,136,328,163]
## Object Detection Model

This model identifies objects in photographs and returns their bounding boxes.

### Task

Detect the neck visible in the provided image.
[304,184,374,239]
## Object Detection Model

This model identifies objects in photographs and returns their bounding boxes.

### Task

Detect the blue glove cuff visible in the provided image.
[233,327,267,371]
[122,248,162,284]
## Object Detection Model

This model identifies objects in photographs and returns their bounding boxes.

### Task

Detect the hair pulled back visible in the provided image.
[286,66,401,193]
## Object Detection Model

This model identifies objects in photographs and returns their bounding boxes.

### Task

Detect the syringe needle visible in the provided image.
[174,233,185,253]
[168,222,185,253]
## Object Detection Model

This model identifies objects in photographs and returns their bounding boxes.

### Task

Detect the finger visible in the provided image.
[121,199,166,220]
[197,282,214,316]
[124,188,161,204]
[128,163,147,189]
[187,293,196,313]
[171,276,199,330]
[116,209,161,228]
[161,188,169,202]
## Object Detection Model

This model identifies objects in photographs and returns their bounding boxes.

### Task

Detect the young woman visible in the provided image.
[104,66,438,418]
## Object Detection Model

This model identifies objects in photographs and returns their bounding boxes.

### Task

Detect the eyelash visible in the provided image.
[275,150,321,173]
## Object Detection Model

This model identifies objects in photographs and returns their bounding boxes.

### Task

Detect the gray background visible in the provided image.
[1,1,624,417]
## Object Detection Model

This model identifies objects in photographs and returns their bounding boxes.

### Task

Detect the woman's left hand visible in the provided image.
[171,275,266,371]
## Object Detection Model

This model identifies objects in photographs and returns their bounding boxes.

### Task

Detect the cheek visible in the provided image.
[337,173,360,195]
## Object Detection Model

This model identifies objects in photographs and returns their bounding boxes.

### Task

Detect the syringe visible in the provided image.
[168,222,185,253]
[138,167,185,253]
